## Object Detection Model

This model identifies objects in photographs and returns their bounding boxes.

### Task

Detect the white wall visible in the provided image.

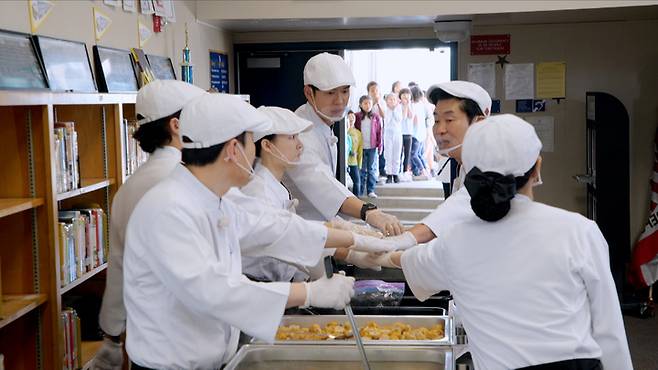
[198,0,658,20]
[0,0,233,91]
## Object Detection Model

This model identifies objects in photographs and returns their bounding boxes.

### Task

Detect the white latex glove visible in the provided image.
[352,231,417,253]
[90,338,123,370]
[344,250,382,271]
[372,252,402,269]
[365,210,404,236]
[326,217,384,238]
[326,217,354,231]
[302,272,355,309]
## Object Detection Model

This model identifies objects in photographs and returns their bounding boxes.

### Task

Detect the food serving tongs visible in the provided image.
[324,256,371,370]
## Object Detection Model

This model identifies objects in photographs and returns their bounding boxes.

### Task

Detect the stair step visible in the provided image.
[362,196,443,209]
[374,186,444,198]
[379,208,433,222]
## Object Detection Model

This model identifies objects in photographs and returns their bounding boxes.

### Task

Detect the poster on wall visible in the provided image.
[505,63,534,100]
[93,8,112,41]
[103,0,120,7]
[467,63,495,98]
[152,0,167,17]
[138,20,152,47]
[209,50,229,93]
[139,0,154,14]
[28,0,54,33]
[122,0,136,13]
[162,0,175,22]
[536,62,566,99]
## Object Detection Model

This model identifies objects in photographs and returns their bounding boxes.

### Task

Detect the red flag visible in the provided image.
[630,130,658,287]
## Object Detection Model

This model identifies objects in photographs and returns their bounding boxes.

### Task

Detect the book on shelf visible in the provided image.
[54,122,81,193]
[61,308,82,370]
[123,119,149,177]
[58,207,107,287]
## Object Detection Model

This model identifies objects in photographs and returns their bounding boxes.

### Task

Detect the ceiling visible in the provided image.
[209,5,658,32]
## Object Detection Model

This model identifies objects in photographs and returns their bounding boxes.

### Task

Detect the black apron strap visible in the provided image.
[516,358,602,370]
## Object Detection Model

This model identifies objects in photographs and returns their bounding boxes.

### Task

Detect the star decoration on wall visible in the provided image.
[496,55,510,69]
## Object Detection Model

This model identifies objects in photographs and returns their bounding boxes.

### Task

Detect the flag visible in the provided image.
[630,130,658,287]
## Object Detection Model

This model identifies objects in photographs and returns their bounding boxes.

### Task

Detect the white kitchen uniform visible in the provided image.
[124,164,327,369]
[238,162,307,282]
[383,105,403,176]
[402,195,632,370]
[284,102,352,221]
[421,185,471,238]
[98,146,179,336]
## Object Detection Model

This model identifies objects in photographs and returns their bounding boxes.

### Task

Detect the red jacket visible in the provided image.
[355,111,383,151]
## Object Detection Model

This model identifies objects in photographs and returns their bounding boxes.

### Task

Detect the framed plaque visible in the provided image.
[209,49,229,93]
[0,28,48,90]
[32,35,96,92]
[93,45,138,93]
[146,54,176,80]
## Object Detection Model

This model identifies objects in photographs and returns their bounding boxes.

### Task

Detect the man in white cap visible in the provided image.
[92,80,206,370]
[285,52,404,236]
[386,114,632,370]
[122,94,386,369]
[370,80,494,252]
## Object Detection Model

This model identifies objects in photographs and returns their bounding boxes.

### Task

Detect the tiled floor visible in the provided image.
[625,314,658,370]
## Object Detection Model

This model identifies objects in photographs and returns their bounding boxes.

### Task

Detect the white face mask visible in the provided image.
[310,95,347,122]
[226,143,256,179]
[266,141,301,166]
[437,143,462,156]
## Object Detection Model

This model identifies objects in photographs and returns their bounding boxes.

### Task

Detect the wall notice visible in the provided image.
[536,62,566,99]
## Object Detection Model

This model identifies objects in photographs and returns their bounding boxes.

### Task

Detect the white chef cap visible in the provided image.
[179,94,272,149]
[426,80,492,117]
[136,80,206,125]
[253,106,313,142]
[303,52,355,91]
[463,114,542,177]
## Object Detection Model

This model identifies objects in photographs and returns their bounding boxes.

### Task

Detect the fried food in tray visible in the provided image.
[275,321,444,341]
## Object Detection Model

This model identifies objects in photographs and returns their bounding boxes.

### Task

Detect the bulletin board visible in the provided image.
[209,49,229,92]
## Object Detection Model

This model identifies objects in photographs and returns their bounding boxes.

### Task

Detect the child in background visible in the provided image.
[383,93,403,183]
[346,111,363,196]
[399,88,415,182]
[355,95,383,198]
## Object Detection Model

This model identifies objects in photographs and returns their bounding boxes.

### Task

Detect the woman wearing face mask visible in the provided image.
[240,106,385,283]
[382,115,632,370]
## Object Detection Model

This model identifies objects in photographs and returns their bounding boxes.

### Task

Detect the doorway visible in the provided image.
[234,40,456,183]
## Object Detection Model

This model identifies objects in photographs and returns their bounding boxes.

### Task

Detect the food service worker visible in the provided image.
[284,52,403,236]
[123,94,365,369]
[237,106,385,283]
[370,81,494,252]
[388,114,632,370]
[93,80,206,370]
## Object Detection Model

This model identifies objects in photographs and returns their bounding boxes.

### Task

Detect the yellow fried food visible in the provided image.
[276,321,444,341]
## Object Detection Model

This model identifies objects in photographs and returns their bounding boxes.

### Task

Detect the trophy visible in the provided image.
[181,23,193,84]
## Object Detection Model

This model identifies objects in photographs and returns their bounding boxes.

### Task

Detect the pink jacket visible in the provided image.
[355,111,383,151]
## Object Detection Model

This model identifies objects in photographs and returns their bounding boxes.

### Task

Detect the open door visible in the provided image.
[576,92,630,298]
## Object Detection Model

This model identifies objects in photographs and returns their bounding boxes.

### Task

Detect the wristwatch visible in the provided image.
[360,202,378,221]
[101,330,122,344]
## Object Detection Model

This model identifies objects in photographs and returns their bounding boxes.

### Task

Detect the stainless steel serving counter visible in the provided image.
[224,344,454,370]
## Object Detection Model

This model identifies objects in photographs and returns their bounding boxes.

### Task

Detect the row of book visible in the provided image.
[58,207,107,287]
[54,121,81,194]
[124,119,149,177]
[61,308,81,370]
